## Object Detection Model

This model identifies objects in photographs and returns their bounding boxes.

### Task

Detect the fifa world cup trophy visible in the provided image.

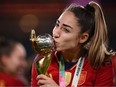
[30,29,54,76]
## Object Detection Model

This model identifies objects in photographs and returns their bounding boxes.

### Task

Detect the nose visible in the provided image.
[52,27,60,39]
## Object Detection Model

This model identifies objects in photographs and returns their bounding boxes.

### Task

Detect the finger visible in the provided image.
[40,84,52,87]
[39,84,48,87]
[37,79,48,85]
[37,74,49,80]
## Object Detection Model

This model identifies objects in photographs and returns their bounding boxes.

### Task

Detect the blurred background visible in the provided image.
[0,0,116,84]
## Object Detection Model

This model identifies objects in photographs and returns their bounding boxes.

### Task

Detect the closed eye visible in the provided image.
[62,27,70,33]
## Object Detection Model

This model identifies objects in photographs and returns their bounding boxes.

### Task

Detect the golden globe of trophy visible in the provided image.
[30,29,54,75]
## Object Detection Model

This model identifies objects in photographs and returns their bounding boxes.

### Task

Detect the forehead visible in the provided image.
[58,11,79,27]
[12,44,26,56]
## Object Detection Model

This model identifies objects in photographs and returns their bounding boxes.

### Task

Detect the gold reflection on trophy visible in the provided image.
[30,29,54,75]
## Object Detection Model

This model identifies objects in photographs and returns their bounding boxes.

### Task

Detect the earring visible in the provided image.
[84,42,91,50]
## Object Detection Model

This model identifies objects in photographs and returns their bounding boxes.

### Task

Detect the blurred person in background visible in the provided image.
[0,37,28,86]
[31,1,115,87]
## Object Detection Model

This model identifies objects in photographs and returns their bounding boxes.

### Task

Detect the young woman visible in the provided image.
[31,1,115,87]
[0,37,27,86]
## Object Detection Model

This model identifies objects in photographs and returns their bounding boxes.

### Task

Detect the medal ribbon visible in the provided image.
[59,56,65,87]
[59,56,85,87]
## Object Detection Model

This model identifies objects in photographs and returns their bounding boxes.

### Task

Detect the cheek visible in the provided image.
[5,57,19,73]
[9,55,21,70]
[57,35,79,51]
[65,37,79,48]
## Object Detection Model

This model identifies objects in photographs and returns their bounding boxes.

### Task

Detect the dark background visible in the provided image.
[0,0,116,57]
[0,0,116,84]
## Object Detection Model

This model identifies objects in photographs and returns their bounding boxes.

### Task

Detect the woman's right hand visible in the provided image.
[36,74,59,87]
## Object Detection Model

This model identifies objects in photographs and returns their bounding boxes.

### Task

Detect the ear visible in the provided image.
[79,32,89,44]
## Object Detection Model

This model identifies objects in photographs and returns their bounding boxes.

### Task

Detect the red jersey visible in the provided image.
[0,72,26,87]
[31,52,115,86]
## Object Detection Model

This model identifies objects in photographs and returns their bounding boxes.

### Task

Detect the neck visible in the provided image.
[2,67,17,76]
[62,47,83,62]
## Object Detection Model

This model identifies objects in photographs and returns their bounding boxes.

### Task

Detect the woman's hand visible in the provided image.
[36,74,59,87]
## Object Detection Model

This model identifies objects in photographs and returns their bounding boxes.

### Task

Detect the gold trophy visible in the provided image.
[30,29,54,75]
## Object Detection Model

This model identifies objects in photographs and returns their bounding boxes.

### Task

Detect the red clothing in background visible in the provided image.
[0,72,26,86]
[31,53,115,87]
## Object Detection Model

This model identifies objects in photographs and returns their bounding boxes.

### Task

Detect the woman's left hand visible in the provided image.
[36,74,59,87]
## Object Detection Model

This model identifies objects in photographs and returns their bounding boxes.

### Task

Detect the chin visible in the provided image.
[55,47,66,52]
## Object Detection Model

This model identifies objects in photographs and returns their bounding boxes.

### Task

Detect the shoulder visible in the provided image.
[93,56,115,86]
[99,53,116,68]
[104,53,116,68]
[0,72,26,86]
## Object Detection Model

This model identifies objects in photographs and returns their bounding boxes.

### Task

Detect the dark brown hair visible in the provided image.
[0,37,19,57]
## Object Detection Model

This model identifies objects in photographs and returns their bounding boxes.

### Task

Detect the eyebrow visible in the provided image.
[57,20,73,29]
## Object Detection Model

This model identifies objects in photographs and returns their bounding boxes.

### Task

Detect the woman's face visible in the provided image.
[3,44,27,75]
[53,11,82,51]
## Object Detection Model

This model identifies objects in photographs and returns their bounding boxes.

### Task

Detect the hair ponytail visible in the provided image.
[64,2,115,68]
[87,1,111,68]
